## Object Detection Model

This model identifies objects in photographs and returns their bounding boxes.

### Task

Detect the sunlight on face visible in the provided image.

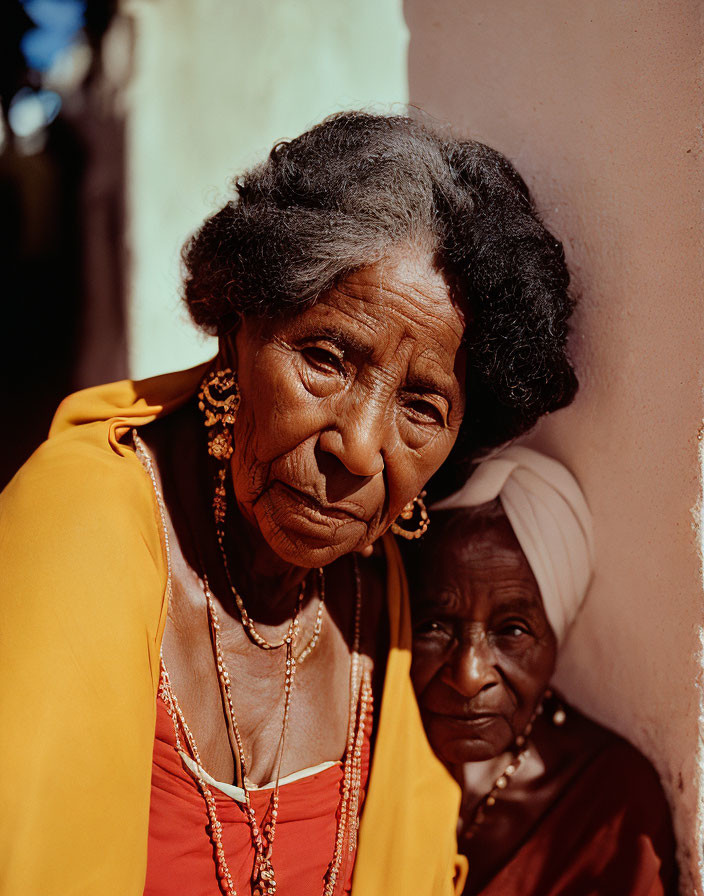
[228,246,467,568]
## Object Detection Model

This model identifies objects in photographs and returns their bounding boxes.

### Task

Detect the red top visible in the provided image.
[474,737,678,896]
[145,695,372,895]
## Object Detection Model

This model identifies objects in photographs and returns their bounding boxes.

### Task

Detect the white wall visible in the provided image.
[405,1,703,890]
[123,0,408,379]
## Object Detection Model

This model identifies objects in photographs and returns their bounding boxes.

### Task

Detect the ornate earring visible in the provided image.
[198,368,240,460]
[198,368,240,526]
[391,491,430,540]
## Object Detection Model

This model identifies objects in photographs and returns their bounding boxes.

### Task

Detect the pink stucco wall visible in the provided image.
[405,1,703,889]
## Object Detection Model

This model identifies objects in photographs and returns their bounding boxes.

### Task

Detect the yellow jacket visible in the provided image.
[0,364,462,896]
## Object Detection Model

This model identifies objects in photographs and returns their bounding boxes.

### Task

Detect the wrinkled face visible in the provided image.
[410,510,557,765]
[228,246,467,567]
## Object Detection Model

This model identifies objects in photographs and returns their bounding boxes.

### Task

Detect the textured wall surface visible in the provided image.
[405,0,703,890]
[123,0,408,378]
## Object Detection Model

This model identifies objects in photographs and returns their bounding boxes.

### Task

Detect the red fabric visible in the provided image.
[475,738,678,896]
[144,695,371,895]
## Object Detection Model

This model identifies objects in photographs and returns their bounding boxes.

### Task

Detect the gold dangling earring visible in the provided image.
[198,368,240,525]
[391,490,430,540]
[198,368,240,459]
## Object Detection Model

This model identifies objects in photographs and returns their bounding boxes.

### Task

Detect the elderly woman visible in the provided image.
[0,114,577,896]
[408,446,678,896]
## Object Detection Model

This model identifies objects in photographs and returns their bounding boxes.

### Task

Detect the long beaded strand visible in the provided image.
[159,664,239,895]
[206,576,300,895]
[159,569,368,896]
[462,695,551,841]
[208,557,367,896]
[133,431,173,605]
[135,429,369,896]
[296,568,325,664]
[323,555,369,896]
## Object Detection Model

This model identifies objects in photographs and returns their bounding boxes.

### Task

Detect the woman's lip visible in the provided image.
[424,709,501,724]
[275,481,367,522]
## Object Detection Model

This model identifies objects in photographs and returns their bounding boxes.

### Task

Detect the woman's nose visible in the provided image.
[318,393,388,478]
[442,637,501,699]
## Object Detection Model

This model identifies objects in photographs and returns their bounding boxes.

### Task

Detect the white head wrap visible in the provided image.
[432,446,594,645]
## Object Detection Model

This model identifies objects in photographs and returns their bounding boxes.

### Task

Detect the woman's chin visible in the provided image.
[438,740,505,765]
[260,515,369,568]
[426,725,512,765]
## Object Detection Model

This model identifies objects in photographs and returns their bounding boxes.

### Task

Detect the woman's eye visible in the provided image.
[414,619,452,638]
[403,399,445,427]
[496,624,530,640]
[301,345,344,374]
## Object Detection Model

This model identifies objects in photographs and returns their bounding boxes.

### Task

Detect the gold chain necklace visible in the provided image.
[205,574,298,894]
[214,466,326,656]
[158,575,300,895]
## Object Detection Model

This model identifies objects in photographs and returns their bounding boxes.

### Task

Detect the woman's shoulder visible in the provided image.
[1,419,155,537]
[591,728,668,794]
[554,700,675,845]
[1,362,209,543]
[0,409,168,633]
[560,702,667,795]
[508,700,679,895]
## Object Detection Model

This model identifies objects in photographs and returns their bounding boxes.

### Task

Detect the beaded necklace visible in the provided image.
[134,431,372,895]
[159,565,370,896]
[215,503,326,654]
[461,691,567,842]
[211,573,299,893]
[461,697,543,841]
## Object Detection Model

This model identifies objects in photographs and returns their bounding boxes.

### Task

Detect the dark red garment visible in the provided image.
[144,695,371,895]
[475,738,678,896]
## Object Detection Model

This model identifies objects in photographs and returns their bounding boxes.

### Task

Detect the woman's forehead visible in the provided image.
[430,510,525,562]
[301,294,463,369]
[326,257,463,337]
[412,512,544,607]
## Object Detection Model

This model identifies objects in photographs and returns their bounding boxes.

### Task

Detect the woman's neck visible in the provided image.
[219,499,312,621]
[452,750,519,812]
[145,400,311,624]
